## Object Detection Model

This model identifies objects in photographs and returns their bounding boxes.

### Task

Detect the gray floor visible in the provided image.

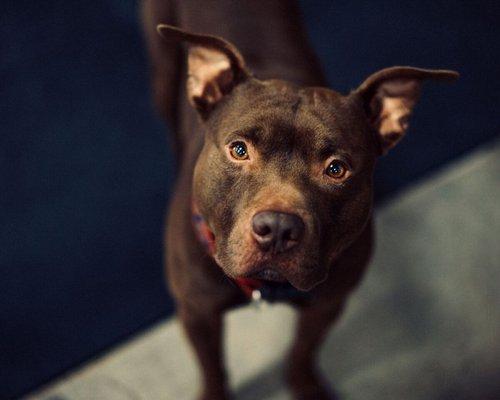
[27,141,500,400]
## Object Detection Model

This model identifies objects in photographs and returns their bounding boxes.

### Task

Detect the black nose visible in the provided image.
[252,211,305,253]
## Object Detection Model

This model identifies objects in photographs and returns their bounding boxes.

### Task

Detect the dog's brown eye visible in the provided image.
[325,160,348,180]
[229,141,249,160]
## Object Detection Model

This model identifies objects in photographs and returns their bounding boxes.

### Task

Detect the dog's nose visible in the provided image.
[252,211,305,253]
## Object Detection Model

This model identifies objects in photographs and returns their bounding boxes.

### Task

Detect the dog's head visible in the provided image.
[158,25,458,291]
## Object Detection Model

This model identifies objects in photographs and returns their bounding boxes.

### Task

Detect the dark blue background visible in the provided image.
[1,1,498,398]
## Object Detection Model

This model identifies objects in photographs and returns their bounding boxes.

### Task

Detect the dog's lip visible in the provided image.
[248,268,287,282]
[286,267,329,291]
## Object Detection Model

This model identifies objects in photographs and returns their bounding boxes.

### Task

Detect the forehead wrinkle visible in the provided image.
[254,100,332,162]
[293,96,377,166]
[291,96,302,116]
[293,107,338,155]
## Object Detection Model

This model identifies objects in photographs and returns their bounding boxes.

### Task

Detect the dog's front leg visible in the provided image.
[179,305,230,400]
[286,300,345,400]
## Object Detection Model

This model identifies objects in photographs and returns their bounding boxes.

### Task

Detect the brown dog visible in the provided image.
[141,1,458,399]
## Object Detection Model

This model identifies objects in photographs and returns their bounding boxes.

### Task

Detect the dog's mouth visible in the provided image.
[243,265,328,292]
[248,267,287,283]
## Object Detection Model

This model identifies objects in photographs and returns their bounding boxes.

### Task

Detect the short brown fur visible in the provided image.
[141,1,458,399]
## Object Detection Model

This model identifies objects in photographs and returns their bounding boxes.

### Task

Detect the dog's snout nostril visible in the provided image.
[253,223,272,237]
[283,228,297,241]
[252,211,305,253]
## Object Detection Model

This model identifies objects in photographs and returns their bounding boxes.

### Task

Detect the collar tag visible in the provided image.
[251,289,265,309]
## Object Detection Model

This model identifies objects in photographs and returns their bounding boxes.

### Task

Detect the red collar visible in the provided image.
[191,201,216,255]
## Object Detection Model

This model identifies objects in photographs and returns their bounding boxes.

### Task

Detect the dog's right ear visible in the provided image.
[157,24,250,118]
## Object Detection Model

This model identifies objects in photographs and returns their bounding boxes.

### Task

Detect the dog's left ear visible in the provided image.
[355,67,459,154]
[157,24,250,118]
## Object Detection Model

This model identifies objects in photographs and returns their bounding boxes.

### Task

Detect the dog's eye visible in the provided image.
[229,141,249,160]
[325,160,348,180]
